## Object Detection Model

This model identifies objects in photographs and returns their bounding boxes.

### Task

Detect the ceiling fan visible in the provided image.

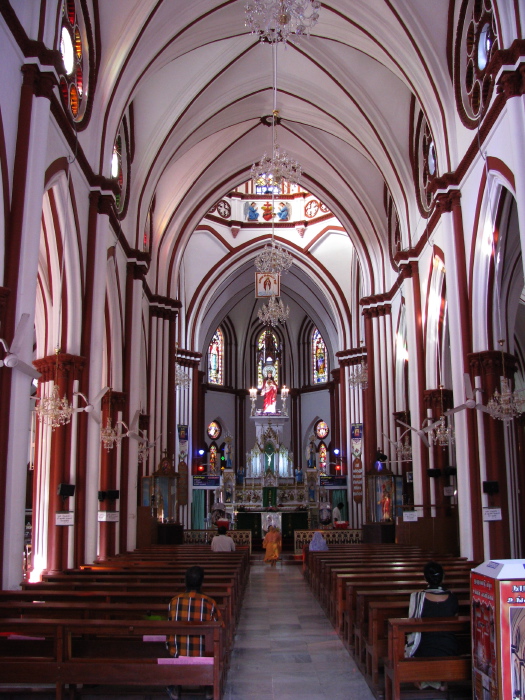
[73,387,109,424]
[445,373,489,417]
[395,417,443,449]
[0,313,41,380]
[381,429,412,463]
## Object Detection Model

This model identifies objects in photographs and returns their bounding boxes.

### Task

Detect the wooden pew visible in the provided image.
[0,617,224,700]
[383,617,471,700]
[363,597,470,691]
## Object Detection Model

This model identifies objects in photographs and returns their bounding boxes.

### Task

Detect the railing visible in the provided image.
[184,529,252,554]
[294,529,361,554]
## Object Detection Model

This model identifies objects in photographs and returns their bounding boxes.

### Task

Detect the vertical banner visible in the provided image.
[351,423,363,504]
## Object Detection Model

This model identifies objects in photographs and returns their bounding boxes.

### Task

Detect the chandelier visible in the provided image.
[174,344,191,390]
[397,436,412,461]
[258,295,289,326]
[245,0,321,44]
[254,239,293,274]
[487,375,525,421]
[35,348,74,430]
[348,361,368,390]
[486,340,525,421]
[100,416,125,452]
[427,415,455,447]
[251,113,302,187]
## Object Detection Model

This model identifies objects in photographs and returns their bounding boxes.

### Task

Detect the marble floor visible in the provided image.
[222,561,375,700]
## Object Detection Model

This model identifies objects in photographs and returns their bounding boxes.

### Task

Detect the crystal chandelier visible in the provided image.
[254,239,293,274]
[348,361,368,390]
[35,348,74,430]
[486,340,525,421]
[487,376,525,421]
[174,344,191,390]
[245,0,321,44]
[100,416,124,452]
[397,436,412,461]
[251,115,302,187]
[427,415,455,447]
[258,295,289,326]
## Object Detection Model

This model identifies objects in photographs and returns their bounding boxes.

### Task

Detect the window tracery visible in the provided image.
[58,0,93,125]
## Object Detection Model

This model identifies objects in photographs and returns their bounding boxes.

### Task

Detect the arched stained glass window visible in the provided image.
[312,328,328,383]
[257,329,279,388]
[208,328,224,385]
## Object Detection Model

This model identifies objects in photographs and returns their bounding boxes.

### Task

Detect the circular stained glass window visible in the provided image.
[61,26,75,75]
[315,421,329,439]
[207,421,222,439]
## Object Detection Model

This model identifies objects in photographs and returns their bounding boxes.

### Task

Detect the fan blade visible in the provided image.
[464,373,474,402]
[10,313,30,356]
[396,419,429,448]
[129,409,140,433]
[129,431,147,444]
[475,404,490,414]
[14,358,41,380]
[90,411,102,425]
[91,386,109,407]
[381,432,396,447]
[446,405,467,415]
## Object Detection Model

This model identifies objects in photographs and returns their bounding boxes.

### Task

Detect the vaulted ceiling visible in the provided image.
[89,1,458,359]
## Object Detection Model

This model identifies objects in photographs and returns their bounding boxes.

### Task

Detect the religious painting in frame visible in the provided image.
[256,272,280,298]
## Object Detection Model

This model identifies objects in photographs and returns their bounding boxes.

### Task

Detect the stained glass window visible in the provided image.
[59,0,90,123]
[312,328,328,383]
[207,421,221,440]
[315,421,329,439]
[257,329,279,388]
[208,328,223,385]
[318,442,327,473]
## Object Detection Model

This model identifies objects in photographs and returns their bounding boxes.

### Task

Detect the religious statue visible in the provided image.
[277,202,289,221]
[246,202,259,220]
[378,484,392,521]
[224,435,232,468]
[306,436,316,469]
[261,371,277,413]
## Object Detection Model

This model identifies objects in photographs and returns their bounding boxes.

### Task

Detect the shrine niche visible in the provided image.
[141,453,179,523]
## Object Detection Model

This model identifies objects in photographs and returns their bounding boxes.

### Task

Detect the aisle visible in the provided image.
[223,562,375,700]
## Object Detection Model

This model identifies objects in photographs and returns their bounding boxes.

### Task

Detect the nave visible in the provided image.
[223,561,374,700]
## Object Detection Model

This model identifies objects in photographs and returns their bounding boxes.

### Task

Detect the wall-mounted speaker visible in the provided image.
[483,481,499,495]
[427,468,442,478]
[443,466,457,477]
[57,483,75,498]
[98,491,106,502]
[106,490,120,500]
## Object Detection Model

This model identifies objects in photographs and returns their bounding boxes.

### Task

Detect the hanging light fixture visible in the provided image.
[174,343,191,390]
[426,386,455,447]
[486,340,525,421]
[348,360,368,390]
[35,348,74,429]
[253,41,296,286]
[245,0,321,44]
[258,295,289,326]
[397,435,412,461]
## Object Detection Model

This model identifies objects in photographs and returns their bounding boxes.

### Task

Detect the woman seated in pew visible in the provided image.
[309,531,329,552]
[405,561,459,691]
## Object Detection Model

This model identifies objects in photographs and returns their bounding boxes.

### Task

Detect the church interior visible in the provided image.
[1,3,525,694]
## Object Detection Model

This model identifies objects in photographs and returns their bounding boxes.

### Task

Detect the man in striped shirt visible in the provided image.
[166,566,223,700]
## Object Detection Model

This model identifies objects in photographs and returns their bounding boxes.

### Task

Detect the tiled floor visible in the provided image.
[222,561,375,700]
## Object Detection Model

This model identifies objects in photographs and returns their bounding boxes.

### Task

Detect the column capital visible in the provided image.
[21,64,58,100]
[33,353,85,382]
[469,350,517,377]
[150,295,182,319]
[434,189,462,215]
[495,41,525,99]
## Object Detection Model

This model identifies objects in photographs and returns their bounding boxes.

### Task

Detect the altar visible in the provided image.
[236,510,309,540]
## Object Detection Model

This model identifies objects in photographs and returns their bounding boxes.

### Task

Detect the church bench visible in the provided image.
[383,616,471,700]
[337,571,471,636]
[342,577,471,646]
[2,587,237,641]
[363,598,470,691]
[0,617,224,700]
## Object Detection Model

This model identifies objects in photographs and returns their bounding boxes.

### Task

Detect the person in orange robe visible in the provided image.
[262,525,282,566]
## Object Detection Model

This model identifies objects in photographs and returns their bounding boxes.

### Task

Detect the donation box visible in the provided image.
[471,559,525,700]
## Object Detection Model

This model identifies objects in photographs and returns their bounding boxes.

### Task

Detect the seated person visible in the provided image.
[166,566,223,700]
[309,531,328,552]
[405,561,459,690]
[211,525,236,552]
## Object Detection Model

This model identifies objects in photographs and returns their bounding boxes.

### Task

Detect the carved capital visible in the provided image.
[34,353,85,382]
[21,64,57,100]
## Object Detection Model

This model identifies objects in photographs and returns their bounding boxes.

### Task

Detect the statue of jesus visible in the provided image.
[261,371,277,413]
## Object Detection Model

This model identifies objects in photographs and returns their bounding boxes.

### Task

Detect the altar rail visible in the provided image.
[184,530,252,554]
[294,529,362,554]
